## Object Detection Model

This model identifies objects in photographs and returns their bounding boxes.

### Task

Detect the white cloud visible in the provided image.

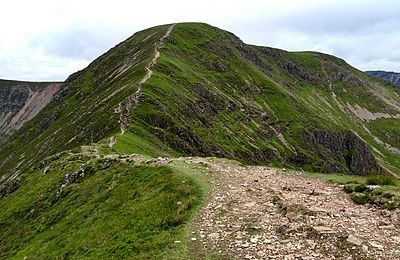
[0,0,399,81]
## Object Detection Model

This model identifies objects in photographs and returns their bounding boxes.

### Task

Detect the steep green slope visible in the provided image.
[113,23,400,176]
[0,24,173,181]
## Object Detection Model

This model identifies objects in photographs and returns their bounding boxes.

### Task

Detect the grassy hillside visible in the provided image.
[0,24,172,179]
[112,23,400,175]
[1,22,400,182]
[0,150,207,259]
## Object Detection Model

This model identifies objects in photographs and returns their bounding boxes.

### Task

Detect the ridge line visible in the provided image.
[109,24,175,146]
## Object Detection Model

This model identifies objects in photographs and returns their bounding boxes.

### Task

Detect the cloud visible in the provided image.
[0,0,399,81]
[30,24,133,60]
[230,0,400,71]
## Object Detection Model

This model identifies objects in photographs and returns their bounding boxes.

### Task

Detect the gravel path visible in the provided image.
[188,159,400,259]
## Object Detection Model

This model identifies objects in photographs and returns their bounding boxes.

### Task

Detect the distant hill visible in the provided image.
[367,70,400,87]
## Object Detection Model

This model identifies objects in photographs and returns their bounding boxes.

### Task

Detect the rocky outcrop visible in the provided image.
[299,130,382,175]
[367,71,400,88]
[0,85,29,137]
[0,81,60,139]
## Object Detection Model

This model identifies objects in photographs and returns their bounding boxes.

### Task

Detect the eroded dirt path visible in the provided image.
[114,24,175,135]
[187,159,400,259]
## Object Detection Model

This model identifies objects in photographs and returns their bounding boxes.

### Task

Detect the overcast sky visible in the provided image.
[1,0,399,81]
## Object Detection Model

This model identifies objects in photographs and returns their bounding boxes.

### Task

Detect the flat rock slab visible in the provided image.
[347,234,363,246]
[313,226,335,235]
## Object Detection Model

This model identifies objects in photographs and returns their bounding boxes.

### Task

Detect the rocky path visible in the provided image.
[114,24,175,135]
[188,159,400,259]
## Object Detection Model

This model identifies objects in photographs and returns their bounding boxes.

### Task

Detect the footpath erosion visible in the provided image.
[185,159,400,259]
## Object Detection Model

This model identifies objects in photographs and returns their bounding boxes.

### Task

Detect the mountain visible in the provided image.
[0,80,60,141]
[367,70,400,88]
[0,23,399,258]
[2,23,399,180]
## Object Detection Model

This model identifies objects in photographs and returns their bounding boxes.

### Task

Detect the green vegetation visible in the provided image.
[0,24,171,177]
[307,171,399,208]
[366,175,397,186]
[0,154,206,259]
[368,118,400,149]
[351,193,370,205]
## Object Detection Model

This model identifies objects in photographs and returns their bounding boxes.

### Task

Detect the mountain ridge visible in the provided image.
[367,70,400,88]
[0,22,400,259]
[1,22,399,181]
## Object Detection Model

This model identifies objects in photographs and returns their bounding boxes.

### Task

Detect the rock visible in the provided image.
[300,257,315,260]
[378,224,395,230]
[244,201,256,208]
[309,206,329,213]
[302,130,382,175]
[305,239,316,249]
[312,226,335,235]
[250,236,261,243]
[208,233,219,239]
[391,236,400,243]
[369,241,383,249]
[43,166,50,174]
[347,235,363,246]
[310,189,330,196]
[240,243,250,248]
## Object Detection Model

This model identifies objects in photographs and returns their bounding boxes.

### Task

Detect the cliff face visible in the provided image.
[0,80,60,140]
[299,130,382,175]
[367,71,400,88]
[0,85,29,137]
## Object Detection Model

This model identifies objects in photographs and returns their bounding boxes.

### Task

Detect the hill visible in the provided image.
[0,79,60,141]
[0,22,399,258]
[1,23,400,181]
[367,70,400,88]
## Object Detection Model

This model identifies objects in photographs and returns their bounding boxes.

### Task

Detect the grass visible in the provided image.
[0,155,207,259]
[306,171,400,208]
[366,175,397,186]
[368,118,400,149]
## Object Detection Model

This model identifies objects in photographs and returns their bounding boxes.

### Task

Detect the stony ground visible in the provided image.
[186,159,400,260]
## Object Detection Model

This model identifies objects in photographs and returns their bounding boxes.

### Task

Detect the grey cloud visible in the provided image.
[264,1,400,35]
[231,1,400,71]
[30,25,135,60]
[2,0,400,81]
